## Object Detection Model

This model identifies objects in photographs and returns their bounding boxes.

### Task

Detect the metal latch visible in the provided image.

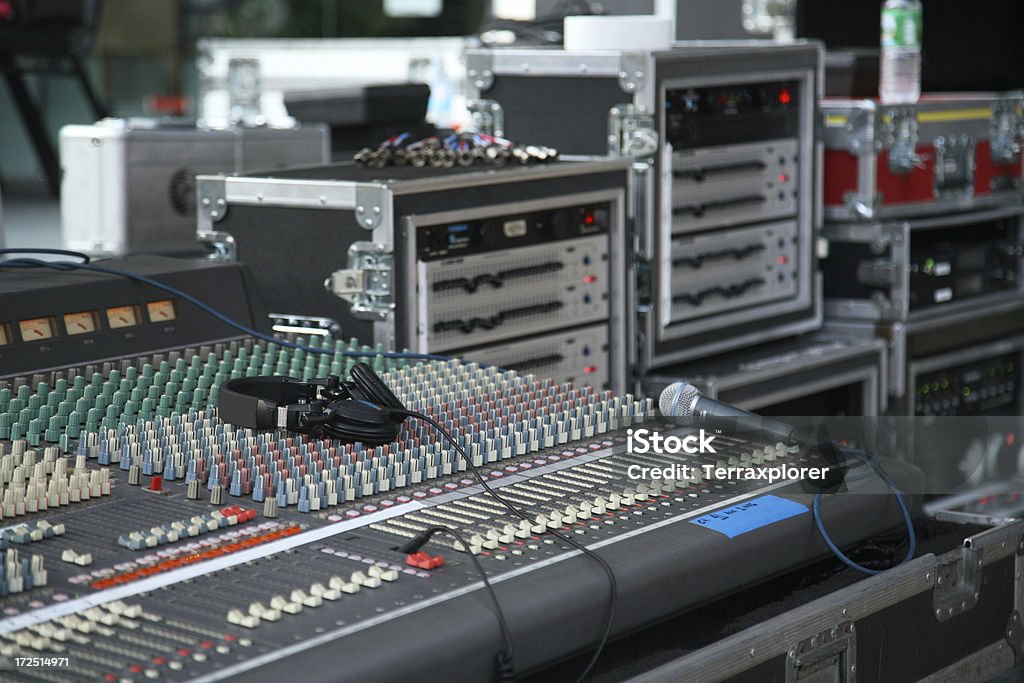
[932,539,982,621]
[608,104,657,158]
[933,135,975,198]
[856,258,901,288]
[786,622,858,682]
[197,231,236,262]
[467,99,504,138]
[990,102,1023,165]
[325,242,394,320]
[635,258,653,310]
[885,110,926,174]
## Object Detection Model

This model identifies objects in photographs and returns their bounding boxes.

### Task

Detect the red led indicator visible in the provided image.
[779,88,791,105]
[584,213,595,225]
[584,275,598,284]
[584,366,597,374]
[1007,432,1016,446]
[777,256,789,265]
[778,173,789,183]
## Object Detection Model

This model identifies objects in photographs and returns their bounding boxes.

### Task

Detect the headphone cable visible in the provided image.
[393,408,618,683]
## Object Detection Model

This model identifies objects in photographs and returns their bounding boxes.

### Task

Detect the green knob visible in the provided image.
[45,416,62,443]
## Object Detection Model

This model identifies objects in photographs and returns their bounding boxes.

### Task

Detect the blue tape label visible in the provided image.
[690,495,808,539]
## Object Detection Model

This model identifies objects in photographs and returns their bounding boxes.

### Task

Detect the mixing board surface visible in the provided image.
[0,335,919,682]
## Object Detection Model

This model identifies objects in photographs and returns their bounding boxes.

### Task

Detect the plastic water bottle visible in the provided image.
[879,0,922,104]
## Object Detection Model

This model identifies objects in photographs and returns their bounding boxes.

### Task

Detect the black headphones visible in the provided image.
[217,362,408,445]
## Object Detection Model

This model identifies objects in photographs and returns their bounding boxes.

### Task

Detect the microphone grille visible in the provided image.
[659,381,701,422]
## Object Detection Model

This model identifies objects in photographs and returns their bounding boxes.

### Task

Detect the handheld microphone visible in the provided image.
[659,381,849,490]
[658,381,798,444]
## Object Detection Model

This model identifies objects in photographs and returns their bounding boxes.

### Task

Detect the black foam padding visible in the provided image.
[350,362,405,411]
[322,400,401,445]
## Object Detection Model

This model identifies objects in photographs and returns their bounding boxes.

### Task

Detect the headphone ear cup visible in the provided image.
[320,414,401,445]
[350,362,406,414]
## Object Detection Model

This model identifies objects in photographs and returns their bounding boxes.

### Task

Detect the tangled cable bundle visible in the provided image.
[354,132,559,169]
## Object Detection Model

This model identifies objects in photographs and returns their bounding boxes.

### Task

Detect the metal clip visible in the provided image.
[467,99,504,138]
[933,135,976,198]
[885,109,926,174]
[933,541,982,621]
[785,622,857,682]
[856,258,901,288]
[197,231,236,262]
[990,102,1023,165]
[608,104,657,159]
[325,242,393,320]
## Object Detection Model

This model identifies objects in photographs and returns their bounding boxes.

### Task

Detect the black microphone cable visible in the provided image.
[392,408,618,683]
[398,526,516,682]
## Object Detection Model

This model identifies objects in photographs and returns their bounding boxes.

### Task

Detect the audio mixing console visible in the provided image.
[0,332,921,682]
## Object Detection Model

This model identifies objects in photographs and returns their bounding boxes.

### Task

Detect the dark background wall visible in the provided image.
[798,0,1024,92]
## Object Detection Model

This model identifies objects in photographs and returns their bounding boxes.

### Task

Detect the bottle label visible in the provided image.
[881,6,922,48]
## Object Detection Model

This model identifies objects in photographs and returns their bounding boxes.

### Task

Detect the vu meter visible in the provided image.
[19,317,56,341]
[64,311,99,335]
[0,324,9,346]
[147,300,177,322]
[106,305,140,329]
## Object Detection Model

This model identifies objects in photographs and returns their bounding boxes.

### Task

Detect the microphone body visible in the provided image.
[659,381,797,444]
